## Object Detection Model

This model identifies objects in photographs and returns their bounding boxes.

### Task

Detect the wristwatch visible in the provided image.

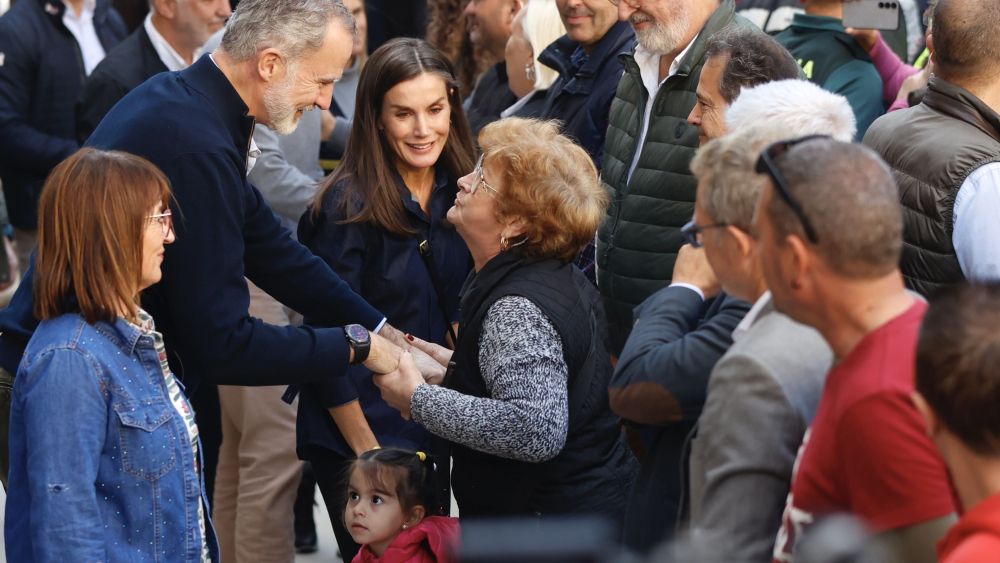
[344,324,371,365]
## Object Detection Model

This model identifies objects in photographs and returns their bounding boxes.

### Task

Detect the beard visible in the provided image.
[263,67,303,135]
[631,5,691,54]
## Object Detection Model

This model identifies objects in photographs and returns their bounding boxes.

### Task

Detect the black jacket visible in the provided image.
[0,0,126,229]
[465,62,517,136]
[538,21,634,168]
[446,252,636,524]
[610,285,750,552]
[77,24,168,142]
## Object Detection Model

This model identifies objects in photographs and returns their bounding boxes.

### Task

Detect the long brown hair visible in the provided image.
[34,148,172,324]
[313,37,476,236]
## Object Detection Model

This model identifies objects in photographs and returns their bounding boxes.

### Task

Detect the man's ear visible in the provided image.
[785,233,811,290]
[727,226,754,260]
[912,391,940,438]
[153,0,178,19]
[257,48,284,82]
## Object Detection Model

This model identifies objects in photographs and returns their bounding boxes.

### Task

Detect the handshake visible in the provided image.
[362,326,453,420]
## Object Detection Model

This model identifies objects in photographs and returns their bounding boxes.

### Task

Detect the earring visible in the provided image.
[500,235,510,252]
[524,62,536,85]
[402,524,408,530]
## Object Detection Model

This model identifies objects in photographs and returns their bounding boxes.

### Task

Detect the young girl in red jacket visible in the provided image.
[346,448,459,562]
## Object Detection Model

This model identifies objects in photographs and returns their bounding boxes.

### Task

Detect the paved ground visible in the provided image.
[0,486,344,563]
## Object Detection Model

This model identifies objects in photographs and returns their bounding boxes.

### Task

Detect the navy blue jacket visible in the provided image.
[538,21,634,168]
[76,24,168,142]
[609,285,749,551]
[0,56,384,393]
[296,169,471,458]
[0,0,126,230]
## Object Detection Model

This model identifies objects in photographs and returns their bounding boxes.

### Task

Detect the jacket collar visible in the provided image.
[37,0,111,28]
[92,316,145,358]
[539,21,634,81]
[787,12,847,33]
[923,76,1000,145]
[180,55,257,171]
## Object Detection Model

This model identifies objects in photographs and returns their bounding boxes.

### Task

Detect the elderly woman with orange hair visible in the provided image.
[375,117,636,531]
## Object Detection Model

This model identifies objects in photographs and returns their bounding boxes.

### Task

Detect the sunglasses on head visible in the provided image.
[754,135,830,245]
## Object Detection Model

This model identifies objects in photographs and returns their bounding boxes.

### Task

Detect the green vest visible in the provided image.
[864,77,1000,297]
[596,0,757,353]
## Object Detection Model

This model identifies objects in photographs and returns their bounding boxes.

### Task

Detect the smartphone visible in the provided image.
[842,0,900,31]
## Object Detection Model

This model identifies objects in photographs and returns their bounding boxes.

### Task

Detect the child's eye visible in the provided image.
[348,492,360,502]
[372,495,384,505]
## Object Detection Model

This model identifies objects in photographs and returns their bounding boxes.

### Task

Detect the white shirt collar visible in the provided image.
[732,290,772,342]
[632,33,699,97]
[144,13,202,72]
[61,0,96,20]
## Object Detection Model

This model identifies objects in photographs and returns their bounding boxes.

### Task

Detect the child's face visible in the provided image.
[345,469,410,555]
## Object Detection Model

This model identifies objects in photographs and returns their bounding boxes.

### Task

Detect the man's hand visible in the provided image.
[373,350,423,420]
[362,332,401,374]
[845,27,880,53]
[672,244,721,298]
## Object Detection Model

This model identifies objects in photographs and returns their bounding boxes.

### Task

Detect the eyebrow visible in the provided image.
[388,97,447,111]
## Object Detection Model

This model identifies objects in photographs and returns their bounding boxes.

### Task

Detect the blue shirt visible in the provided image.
[5,313,218,562]
[295,167,472,457]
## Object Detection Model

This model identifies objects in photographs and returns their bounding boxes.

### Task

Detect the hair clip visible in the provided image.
[416,451,427,461]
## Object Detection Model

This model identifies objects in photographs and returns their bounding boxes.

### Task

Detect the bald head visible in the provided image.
[932,0,1000,86]
[762,139,902,278]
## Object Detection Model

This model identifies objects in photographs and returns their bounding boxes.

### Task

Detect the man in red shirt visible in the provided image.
[913,282,1000,562]
[751,136,956,562]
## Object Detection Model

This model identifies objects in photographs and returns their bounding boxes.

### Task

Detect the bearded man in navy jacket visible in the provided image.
[0,0,433,484]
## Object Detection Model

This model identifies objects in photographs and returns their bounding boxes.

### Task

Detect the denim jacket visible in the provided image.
[5,313,219,562]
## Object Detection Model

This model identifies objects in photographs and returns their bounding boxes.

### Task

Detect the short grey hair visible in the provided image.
[764,139,903,278]
[725,79,857,142]
[220,0,355,63]
[704,27,801,104]
[690,126,774,229]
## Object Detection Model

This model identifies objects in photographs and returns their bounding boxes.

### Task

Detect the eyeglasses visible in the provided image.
[608,0,642,7]
[147,209,173,237]
[754,135,828,245]
[681,219,728,248]
[470,155,499,198]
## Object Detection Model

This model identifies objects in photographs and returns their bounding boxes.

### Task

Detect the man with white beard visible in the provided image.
[596,0,767,359]
[597,0,770,553]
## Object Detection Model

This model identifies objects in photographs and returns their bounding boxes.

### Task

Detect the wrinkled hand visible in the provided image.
[362,332,402,375]
[379,324,447,384]
[672,244,721,298]
[406,334,453,368]
[373,350,422,420]
[845,27,879,53]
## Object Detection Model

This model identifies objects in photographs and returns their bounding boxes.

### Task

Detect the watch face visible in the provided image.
[346,324,369,343]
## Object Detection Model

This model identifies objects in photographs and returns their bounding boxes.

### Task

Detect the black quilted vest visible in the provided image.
[864,77,1000,296]
[445,252,634,520]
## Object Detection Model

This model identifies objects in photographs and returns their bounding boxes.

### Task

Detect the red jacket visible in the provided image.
[353,516,460,563]
[938,493,1000,562]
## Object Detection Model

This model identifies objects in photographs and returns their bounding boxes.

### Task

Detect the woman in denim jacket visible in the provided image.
[4,148,218,562]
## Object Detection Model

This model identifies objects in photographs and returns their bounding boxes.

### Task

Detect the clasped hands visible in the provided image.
[363,328,452,420]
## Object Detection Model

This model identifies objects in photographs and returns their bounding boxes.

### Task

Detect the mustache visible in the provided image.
[629,12,654,25]
[565,7,594,18]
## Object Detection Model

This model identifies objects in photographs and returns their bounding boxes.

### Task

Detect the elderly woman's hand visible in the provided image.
[373,350,424,420]
[406,333,453,371]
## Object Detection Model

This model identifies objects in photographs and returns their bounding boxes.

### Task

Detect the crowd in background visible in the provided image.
[0,0,998,561]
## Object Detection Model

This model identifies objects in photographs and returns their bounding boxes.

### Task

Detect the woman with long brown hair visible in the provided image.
[296,37,474,560]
